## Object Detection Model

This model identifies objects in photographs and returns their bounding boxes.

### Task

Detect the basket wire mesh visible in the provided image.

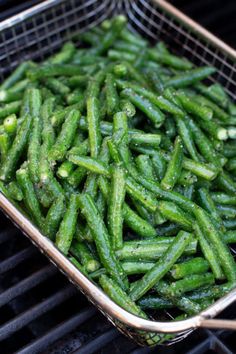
[0,0,236,347]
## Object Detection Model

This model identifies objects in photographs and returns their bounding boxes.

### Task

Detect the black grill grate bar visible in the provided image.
[130,346,155,354]
[73,328,119,354]
[0,264,57,307]
[0,228,19,245]
[185,338,214,354]
[0,284,77,341]
[210,335,234,354]
[0,246,36,274]
[17,307,97,354]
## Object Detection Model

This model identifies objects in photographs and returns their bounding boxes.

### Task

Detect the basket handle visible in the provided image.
[199,318,236,330]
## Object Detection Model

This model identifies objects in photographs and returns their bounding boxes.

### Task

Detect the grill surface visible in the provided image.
[0,0,236,352]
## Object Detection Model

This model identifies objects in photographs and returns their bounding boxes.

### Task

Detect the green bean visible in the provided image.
[3,114,17,135]
[129,231,192,301]
[168,273,215,297]
[51,103,82,128]
[28,112,42,180]
[156,223,180,236]
[78,193,128,290]
[120,28,147,47]
[67,75,89,88]
[215,171,236,194]
[44,78,70,96]
[68,155,109,177]
[177,170,197,187]
[182,158,218,180]
[170,257,209,279]
[188,282,235,303]
[7,181,23,201]
[66,88,84,105]
[57,160,74,179]
[0,89,22,103]
[49,109,80,162]
[194,207,236,282]
[165,67,215,88]
[123,204,156,238]
[223,142,236,158]
[70,240,100,272]
[148,49,192,70]
[193,94,229,123]
[198,118,227,141]
[223,219,236,230]
[113,40,141,54]
[122,62,147,86]
[117,237,197,261]
[187,117,220,166]
[16,166,43,228]
[121,88,165,128]
[0,61,33,90]
[224,231,236,244]
[195,82,229,109]
[158,201,193,231]
[211,192,236,205]
[151,152,167,181]
[227,126,236,139]
[108,164,126,250]
[49,42,76,64]
[67,166,86,188]
[116,79,185,117]
[130,134,161,150]
[87,96,102,158]
[99,274,147,320]
[28,64,86,80]
[161,136,183,190]
[120,99,136,117]
[154,280,201,315]
[126,176,158,212]
[55,194,80,255]
[135,155,156,180]
[122,261,155,275]
[0,101,21,120]
[226,157,236,172]
[175,117,200,162]
[146,70,164,94]
[136,175,196,214]
[83,173,98,198]
[177,92,213,121]
[197,187,223,226]
[86,71,106,100]
[93,15,126,55]
[113,63,128,77]
[0,133,10,162]
[216,204,236,219]
[138,296,174,310]
[44,195,65,240]
[0,114,32,181]
[105,73,119,116]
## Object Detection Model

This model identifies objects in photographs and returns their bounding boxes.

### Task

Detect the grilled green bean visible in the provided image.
[129,231,192,301]
[78,193,128,290]
[56,194,80,255]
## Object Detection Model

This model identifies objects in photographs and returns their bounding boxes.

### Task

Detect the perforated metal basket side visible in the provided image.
[0,0,117,80]
[125,0,236,100]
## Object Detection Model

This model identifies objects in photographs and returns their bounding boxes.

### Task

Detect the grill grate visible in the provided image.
[0,211,235,354]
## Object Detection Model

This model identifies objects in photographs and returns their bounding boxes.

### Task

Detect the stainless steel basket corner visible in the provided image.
[0,0,236,347]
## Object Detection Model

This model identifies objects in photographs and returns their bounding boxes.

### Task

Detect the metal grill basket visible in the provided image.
[0,0,236,347]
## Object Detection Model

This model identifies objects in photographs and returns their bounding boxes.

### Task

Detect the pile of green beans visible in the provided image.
[0,16,236,342]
